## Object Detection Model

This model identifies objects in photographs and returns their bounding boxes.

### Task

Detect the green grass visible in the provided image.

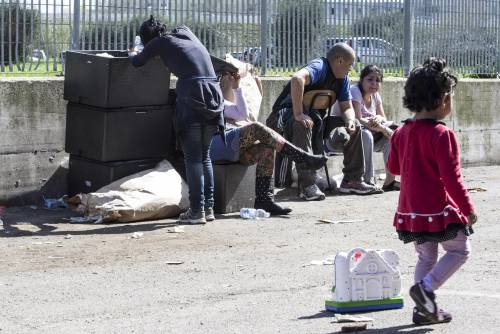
[0,59,63,77]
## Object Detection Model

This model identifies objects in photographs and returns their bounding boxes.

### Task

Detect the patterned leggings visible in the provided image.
[238,122,283,177]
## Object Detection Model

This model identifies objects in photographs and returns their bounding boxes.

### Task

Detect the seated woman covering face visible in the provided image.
[351,65,399,191]
[210,72,327,215]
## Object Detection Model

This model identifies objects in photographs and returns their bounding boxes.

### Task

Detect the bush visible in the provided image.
[0,4,40,64]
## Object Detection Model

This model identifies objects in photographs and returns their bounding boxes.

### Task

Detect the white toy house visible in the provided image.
[325,248,404,313]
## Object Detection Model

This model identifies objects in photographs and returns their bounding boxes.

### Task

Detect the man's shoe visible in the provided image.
[367,182,384,194]
[255,201,292,215]
[178,209,206,224]
[205,207,215,222]
[409,282,438,317]
[338,179,377,195]
[413,307,452,325]
[299,184,326,201]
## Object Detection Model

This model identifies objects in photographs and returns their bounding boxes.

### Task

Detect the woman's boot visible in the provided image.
[254,176,292,215]
[281,142,327,170]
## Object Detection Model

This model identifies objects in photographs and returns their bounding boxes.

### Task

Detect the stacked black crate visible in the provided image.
[63,50,175,196]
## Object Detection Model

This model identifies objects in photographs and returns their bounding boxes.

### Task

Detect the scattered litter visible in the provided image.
[341,323,368,332]
[377,173,386,181]
[43,196,68,210]
[276,244,288,248]
[30,205,38,210]
[43,241,54,245]
[318,219,369,225]
[303,258,335,267]
[240,208,270,219]
[130,232,144,239]
[57,245,63,248]
[332,315,374,323]
[64,234,72,239]
[167,226,185,233]
[166,261,184,265]
[467,187,487,193]
[48,256,64,259]
[64,215,103,224]
[96,52,114,58]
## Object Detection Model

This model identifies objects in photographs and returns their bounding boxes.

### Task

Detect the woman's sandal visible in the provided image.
[382,180,401,192]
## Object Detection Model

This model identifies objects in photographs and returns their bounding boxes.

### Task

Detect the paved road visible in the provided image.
[1,166,499,333]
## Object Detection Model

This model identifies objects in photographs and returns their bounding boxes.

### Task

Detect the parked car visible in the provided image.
[325,37,401,66]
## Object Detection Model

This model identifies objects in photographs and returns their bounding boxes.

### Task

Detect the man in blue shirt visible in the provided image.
[267,43,376,200]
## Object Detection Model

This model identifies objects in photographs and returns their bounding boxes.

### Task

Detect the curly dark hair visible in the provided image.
[403,57,457,112]
[358,65,383,96]
[139,15,169,46]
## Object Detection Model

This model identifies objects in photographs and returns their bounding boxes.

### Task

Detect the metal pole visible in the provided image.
[72,0,80,50]
[403,0,414,76]
[260,0,268,75]
[496,0,500,75]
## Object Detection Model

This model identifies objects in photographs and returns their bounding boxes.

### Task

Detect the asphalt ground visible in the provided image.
[1,165,499,334]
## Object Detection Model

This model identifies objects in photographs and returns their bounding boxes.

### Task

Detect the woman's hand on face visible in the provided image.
[230,73,241,89]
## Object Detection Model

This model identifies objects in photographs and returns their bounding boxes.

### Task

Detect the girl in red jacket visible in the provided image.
[387,58,478,325]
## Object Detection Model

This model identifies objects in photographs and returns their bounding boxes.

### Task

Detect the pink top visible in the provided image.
[332,84,381,117]
[223,88,249,128]
[387,119,475,234]
[350,84,382,118]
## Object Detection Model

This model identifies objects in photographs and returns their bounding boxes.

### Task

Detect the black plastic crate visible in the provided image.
[65,102,175,162]
[68,155,162,195]
[64,50,171,108]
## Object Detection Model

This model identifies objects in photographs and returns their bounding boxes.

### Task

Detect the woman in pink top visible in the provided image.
[352,65,398,191]
[387,58,478,325]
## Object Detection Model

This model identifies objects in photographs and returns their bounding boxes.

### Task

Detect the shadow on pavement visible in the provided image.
[327,324,434,333]
[0,206,179,238]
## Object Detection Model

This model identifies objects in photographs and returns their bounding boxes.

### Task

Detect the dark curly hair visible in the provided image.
[139,15,169,46]
[358,65,383,96]
[403,57,457,112]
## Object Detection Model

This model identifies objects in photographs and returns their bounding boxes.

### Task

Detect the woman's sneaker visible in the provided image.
[409,282,437,317]
[178,209,206,224]
[205,207,215,222]
[413,307,452,325]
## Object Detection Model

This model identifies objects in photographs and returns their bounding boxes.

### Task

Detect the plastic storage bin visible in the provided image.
[68,155,162,195]
[64,50,171,108]
[65,102,175,162]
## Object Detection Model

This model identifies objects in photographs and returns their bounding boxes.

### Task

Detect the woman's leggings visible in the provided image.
[238,122,282,177]
[414,231,471,291]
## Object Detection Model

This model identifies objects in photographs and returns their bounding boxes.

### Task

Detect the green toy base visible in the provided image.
[325,296,404,313]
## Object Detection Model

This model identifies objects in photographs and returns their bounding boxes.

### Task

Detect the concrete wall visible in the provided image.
[0,78,67,205]
[1,76,499,204]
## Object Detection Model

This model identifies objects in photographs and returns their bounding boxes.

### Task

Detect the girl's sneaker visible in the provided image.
[413,307,452,325]
[178,209,206,224]
[409,281,437,316]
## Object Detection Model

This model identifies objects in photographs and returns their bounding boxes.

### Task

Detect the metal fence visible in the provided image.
[1,0,500,76]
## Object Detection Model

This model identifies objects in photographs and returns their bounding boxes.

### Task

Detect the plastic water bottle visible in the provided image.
[255,209,270,219]
[240,208,256,219]
[240,208,270,219]
[133,35,144,52]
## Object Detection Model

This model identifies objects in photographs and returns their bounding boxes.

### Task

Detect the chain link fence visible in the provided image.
[1,0,499,76]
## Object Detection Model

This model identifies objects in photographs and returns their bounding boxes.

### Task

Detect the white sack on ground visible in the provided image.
[70,160,189,223]
[224,54,262,121]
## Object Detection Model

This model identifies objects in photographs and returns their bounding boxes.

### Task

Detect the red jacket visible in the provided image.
[388,119,474,233]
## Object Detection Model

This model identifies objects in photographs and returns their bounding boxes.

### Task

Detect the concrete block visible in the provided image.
[213,163,256,214]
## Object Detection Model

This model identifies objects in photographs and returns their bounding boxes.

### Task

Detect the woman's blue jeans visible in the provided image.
[178,123,217,214]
